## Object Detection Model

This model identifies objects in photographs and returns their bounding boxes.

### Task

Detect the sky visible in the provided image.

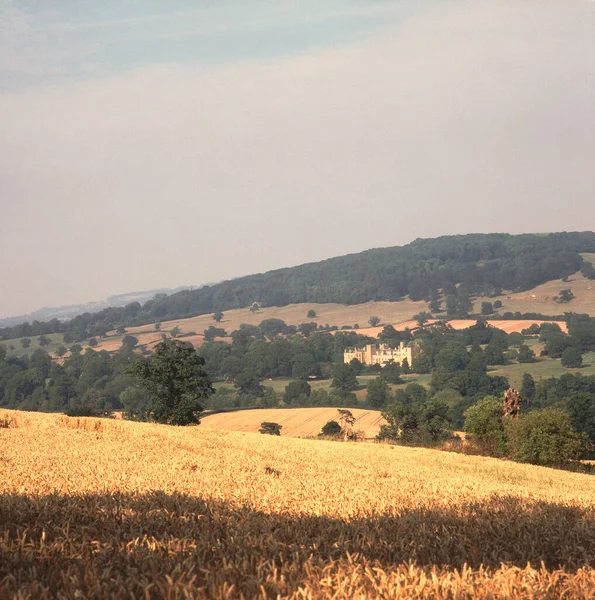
[1,0,594,318]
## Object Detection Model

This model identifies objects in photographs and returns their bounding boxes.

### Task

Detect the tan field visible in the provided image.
[473,270,595,317]
[202,407,386,439]
[1,410,594,599]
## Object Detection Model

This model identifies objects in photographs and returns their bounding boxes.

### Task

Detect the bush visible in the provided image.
[463,396,507,456]
[506,408,590,466]
[320,420,342,437]
[259,422,282,436]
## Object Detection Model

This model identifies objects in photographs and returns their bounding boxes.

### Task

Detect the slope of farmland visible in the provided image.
[1,410,594,599]
[202,407,385,439]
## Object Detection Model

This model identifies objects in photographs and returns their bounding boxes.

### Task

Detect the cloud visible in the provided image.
[0,0,594,316]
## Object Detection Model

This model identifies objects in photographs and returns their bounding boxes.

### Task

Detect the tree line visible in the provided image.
[3,232,595,342]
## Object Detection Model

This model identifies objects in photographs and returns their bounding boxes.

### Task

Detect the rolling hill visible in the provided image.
[2,231,595,342]
[1,410,594,598]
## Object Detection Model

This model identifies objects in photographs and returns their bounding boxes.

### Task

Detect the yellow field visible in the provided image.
[1,410,594,599]
[202,407,385,439]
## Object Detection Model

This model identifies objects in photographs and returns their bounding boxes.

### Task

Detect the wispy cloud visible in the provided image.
[0,0,436,87]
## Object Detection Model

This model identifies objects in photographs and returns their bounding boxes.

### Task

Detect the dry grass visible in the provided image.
[202,407,385,439]
[1,409,594,598]
[474,271,595,317]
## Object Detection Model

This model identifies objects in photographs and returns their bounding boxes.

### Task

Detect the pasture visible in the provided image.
[1,410,594,598]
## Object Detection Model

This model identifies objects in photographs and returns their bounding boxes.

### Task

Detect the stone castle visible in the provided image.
[343,342,419,367]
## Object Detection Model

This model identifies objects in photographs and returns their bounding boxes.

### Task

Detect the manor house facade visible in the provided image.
[343,342,418,367]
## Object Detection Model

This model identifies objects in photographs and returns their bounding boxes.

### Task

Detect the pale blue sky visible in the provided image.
[1,0,436,89]
[1,0,594,318]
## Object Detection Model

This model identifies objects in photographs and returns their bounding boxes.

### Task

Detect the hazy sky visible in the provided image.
[1,0,594,318]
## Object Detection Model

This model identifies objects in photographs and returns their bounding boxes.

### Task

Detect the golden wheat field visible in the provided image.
[201,408,385,439]
[1,410,595,599]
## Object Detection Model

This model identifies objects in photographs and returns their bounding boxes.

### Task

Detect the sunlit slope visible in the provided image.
[1,411,594,598]
[201,407,385,438]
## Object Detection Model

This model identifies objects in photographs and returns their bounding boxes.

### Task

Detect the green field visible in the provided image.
[489,352,595,388]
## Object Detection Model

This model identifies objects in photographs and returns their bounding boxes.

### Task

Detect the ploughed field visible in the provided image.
[1,410,595,599]
[201,407,385,438]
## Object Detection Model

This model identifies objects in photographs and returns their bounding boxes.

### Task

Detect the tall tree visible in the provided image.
[128,340,213,425]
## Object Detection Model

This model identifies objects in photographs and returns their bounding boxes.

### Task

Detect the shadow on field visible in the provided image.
[1,491,594,597]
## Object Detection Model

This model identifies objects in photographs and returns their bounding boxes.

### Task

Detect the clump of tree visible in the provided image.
[505,408,590,467]
[378,398,453,446]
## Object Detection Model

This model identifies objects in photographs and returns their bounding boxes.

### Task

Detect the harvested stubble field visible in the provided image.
[1,411,595,599]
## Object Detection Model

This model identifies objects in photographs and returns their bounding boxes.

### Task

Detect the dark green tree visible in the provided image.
[464,396,507,456]
[88,338,98,347]
[368,316,381,327]
[259,422,282,435]
[307,309,317,319]
[561,346,583,368]
[517,344,536,363]
[330,364,358,397]
[366,377,390,408]
[481,302,494,315]
[557,289,575,303]
[521,373,535,402]
[128,339,213,425]
[284,380,311,402]
[20,338,31,348]
[213,311,224,323]
[320,420,342,437]
[506,408,590,466]
[38,334,51,347]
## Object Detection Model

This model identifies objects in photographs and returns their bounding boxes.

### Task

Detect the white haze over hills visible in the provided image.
[0,285,196,325]
[1,0,594,318]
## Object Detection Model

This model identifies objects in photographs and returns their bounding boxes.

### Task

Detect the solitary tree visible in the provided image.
[128,339,213,425]
[88,338,98,347]
[213,311,224,323]
[368,316,381,327]
[307,309,317,319]
[20,338,31,348]
[55,345,68,357]
[557,289,575,304]
[170,326,181,338]
[249,303,260,313]
[481,302,494,315]
[38,335,51,347]
[155,322,162,331]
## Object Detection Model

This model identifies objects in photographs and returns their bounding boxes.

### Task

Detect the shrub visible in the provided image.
[259,422,282,436]
[463,396,507,456]
[506,408,591,466]
[320,420,342,437]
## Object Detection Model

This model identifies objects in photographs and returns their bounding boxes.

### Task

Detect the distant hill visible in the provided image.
[0,286,200,327]
[2,231,595,340]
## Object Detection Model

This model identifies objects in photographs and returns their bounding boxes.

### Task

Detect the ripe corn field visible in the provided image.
[1,410,595,599]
